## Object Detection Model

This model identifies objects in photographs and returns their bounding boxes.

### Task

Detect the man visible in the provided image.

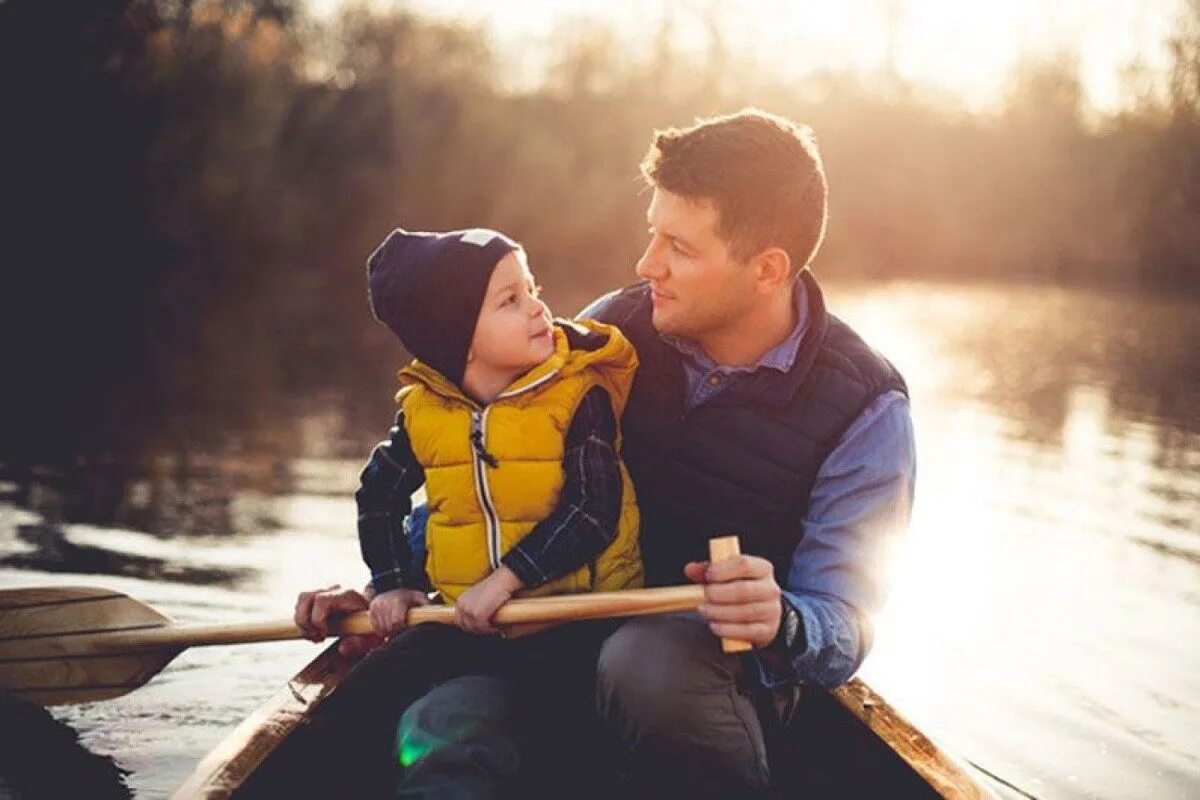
[297,108,915,798]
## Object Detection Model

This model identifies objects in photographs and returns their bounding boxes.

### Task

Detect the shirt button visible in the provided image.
[708,374,722,386]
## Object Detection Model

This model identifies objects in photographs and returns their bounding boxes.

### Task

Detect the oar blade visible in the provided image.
[0,586,180,705]
[2,650,183,705]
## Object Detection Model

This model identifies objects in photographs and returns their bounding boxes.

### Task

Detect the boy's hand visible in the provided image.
[455,566,524,635]
[368,587,432,639]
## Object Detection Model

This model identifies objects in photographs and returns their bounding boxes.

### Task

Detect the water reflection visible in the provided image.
[1,454,295,540]
[1,523,254,586]
[829,281,1200,799]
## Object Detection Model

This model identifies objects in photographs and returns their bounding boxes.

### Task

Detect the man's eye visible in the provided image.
[671,241,689,256]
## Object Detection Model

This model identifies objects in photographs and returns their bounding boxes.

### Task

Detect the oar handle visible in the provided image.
[708,536,753,653]
[419,584,704,626]
[102,585,705,650]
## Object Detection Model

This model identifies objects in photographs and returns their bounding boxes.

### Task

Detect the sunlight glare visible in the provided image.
[368,0,1184,111]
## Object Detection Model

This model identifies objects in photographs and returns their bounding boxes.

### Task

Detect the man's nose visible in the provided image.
[636,241,666,280]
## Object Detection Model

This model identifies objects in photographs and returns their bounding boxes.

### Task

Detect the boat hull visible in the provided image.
[174,642,991,799]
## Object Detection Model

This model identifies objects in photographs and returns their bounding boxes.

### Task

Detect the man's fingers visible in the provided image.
[328,588,368,613]
[294,593,318,640]
[312,589,364,632]
[702,577,780,605]
[295,585,360,641]
[704,554,773,583]
[311,598,333,634]
[708,621,776,646]
[683,561,709,583]
[699,599,780,624]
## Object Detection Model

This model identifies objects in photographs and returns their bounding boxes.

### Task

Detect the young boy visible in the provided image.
[355,227,643,639]
[290,228,643,796]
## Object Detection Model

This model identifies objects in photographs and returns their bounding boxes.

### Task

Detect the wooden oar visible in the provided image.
[0,584,704,706]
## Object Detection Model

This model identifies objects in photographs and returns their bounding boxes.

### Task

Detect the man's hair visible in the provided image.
[640,108,828,276]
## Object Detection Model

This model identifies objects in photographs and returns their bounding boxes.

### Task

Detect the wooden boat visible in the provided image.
[173,643,999,799]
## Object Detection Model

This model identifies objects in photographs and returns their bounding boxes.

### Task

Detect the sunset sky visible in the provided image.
[307,0,1185,112]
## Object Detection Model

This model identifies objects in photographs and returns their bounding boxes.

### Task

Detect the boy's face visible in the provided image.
[468,250,555,377]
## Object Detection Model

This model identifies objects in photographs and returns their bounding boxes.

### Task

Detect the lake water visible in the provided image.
[1,280,1197,799]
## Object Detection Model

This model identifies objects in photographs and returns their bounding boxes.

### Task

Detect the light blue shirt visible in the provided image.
[661,278,916,688]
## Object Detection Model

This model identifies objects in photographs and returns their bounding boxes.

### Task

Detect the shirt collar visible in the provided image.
[663,277,810,375]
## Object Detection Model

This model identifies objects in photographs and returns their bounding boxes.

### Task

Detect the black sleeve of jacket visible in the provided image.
[501,386,624,588]
[355,410,426,594]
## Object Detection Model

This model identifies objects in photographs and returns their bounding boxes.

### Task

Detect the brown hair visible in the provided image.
[640,109,828,275]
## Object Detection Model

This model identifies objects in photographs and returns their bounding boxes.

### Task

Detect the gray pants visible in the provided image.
[397,614,791,799]
[597,613,780,796]
[396,675,520,800]
[390,620,614,799]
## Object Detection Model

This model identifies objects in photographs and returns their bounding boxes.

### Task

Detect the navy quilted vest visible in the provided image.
[590,270,908,586]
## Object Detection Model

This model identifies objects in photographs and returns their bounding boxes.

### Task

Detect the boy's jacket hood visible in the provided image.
[396,317,637,414]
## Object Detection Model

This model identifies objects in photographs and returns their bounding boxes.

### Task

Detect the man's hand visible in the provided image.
[455,566,524,635]
[685,555,783,649]
[368,587,432,639]
[294,584,384,659]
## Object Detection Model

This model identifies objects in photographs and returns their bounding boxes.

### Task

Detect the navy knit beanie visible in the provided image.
[366,228,520,388]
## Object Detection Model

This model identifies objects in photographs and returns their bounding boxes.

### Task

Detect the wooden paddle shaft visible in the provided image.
[709,536,753,653]
[85,585,706,651]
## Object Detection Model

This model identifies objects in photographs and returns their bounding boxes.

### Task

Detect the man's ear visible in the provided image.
[753,247,793,292]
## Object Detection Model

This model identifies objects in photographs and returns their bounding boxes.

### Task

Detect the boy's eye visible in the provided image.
[501,294,516,307]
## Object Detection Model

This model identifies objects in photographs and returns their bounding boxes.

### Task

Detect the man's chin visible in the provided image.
[651,312,694,340]
[650,309,676,335]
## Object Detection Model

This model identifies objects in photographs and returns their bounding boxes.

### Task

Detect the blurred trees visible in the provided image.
[0,0,1197,468]
[1131,0,1200,285]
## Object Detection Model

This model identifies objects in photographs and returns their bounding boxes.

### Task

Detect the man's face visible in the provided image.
[636,188,756,340]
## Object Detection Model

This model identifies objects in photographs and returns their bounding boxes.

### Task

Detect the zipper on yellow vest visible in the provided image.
[456,367,562,572]
[469,408,502,569]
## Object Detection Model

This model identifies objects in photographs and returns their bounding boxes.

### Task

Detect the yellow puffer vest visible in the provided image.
[396,318,643,602]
